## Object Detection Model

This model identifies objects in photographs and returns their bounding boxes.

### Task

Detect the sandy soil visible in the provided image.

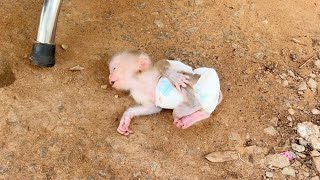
[0,0,320,179]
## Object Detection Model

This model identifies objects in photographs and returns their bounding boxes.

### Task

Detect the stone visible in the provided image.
[69,65,84,71]
[264,126,279,136]
[114,95,119,98]
[266,171,273,178]
[310,136,320,150]
[296,152,306,158]
[265,154,290,168]
[61,44,68,50]
[98,170,108,177]
[281,166,296,177]
[205,151,238,163]
[311,176,320,180]
[288,70,295,78]
[292,143,305,152]
[288,108,295,115]
[312,156,320,174]
[100,85,108,89]
[307,78,317,89]
[270,117,279,127]
[310,150,320,157]
[298,82,307,91]
[283,80,289,87]
[254,52,265,60]
[315,60,320,69]
[298,138,308,146]
[312,109,320,115]
[133,172,141,178]
[7,110,19,126]
[154,20,164,28]
[297,122,320,140]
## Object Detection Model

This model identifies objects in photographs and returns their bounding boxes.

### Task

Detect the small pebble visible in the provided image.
[283,80,289,87]
[292,143,305,152]
[288,70,295,78]
[307,78,317,89]
[115,95,119,98]
[314,60,320,69]
[296,152,306,158]
[270,117,279,127]
[69,65,84,71]
[298,82,307,91]
[61,44,69,50]
[266,171,273,178]
[281,166,296,177]
[298,138,308,146]
[101,85,108,89]
[312,109,320,115]
[288,108,295,115]
[98,170,107,177]
[264,126,279,136]
[311,151,320,157]
[154,20,164,28]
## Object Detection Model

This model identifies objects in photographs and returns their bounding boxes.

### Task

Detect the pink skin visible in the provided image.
[175,110,211,129]
[109,52,214,135]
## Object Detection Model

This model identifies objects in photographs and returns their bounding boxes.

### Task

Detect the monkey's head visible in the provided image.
[109,51,152,90]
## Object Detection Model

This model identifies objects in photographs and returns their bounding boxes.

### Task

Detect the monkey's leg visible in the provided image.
[118,105,162,135]
[175,110,211,129]
[173,88,202,124]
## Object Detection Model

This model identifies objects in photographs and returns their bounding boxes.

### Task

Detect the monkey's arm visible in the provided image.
[155,60,191,91]
[117,105,162,135]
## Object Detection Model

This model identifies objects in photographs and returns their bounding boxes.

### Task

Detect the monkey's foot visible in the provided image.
[175,111,210,129]
[117,116,133,135]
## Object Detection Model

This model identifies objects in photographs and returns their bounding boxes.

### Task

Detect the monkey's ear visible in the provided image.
[138,54,152,71]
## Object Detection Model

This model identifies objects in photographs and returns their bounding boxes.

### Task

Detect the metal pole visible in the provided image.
[30,0,63,67]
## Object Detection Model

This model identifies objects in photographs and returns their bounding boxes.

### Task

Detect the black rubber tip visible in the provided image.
[30,43,56,67]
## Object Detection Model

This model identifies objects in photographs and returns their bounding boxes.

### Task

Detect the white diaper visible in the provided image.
[155,60,221,113]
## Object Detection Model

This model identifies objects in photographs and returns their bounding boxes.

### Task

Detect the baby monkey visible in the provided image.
[109,50,222,135]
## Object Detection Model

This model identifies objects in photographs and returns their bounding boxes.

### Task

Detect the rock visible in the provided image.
[7,110,19,126]
[312,156,320,174]
[310,150,320,157]
[244,145,267,155]
[270,117,279,127]
[288,108,295,115]
[307,78,317,89]
[205,151,238,163]
[281,166,296,177]
[98,170,108,177]
[133,172,141,178]
[310,73,317,78]
[292,143,305,152]
[315,60,320,69]
[283,80,289,87]
[311,176,320,180]
[100,85,108,89]
[296,152,306,158]
[298,82,307,91]
[254,52,265,60]
[154,20,164,28]
[298,138,308,146]
[310,136,320,150]
[288,70,295,78]
[114,95,119,98]
[61,44,68,50]
[312,109,320,115]
[266,171,273,178]
[297,122,320,140]
[69,65,84,71]
[264,126,279,136]
[150,161,159,171]
[266,154,290,168]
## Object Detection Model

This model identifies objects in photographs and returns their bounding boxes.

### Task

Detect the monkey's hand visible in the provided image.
[165,70,190,91]
[117,105,162,136]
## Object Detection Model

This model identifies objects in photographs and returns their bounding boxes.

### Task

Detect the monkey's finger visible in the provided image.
[183,75,190,80]
[175,83,181,91]
[183,79,190,85]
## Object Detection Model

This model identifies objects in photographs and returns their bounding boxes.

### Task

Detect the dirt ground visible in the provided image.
[0,0,320,179]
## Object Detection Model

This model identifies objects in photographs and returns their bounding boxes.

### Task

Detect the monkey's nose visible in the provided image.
[110,81,115,85]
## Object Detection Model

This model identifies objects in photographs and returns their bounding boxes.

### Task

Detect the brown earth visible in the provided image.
[0,0,320,179]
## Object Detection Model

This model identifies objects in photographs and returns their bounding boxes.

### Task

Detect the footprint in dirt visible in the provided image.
[0,58,16,88]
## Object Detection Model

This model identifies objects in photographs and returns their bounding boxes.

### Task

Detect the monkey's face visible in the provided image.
[109,57,138,90]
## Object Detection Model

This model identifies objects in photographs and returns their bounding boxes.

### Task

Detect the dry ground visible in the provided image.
[0,0,320,179]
